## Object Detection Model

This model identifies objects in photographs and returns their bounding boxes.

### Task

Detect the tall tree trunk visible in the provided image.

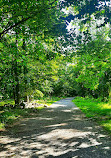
[13,85,16,101]
[23,65,28,102]
[14,60,20,105]
[108,84,111,104]
[13,32,20,106]
[11,57,16,104]
[22,35,29,104]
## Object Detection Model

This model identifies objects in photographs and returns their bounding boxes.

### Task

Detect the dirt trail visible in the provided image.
[0,97,111,158]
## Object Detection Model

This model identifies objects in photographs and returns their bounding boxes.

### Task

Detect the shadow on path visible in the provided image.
[0,97,111,157]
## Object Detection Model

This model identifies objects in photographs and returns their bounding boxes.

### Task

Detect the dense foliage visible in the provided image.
[0,0,111,105]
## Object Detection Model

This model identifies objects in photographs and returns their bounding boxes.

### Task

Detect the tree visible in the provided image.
[0,0,64,105]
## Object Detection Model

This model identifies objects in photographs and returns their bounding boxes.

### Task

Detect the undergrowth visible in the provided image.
[0,96,62,131]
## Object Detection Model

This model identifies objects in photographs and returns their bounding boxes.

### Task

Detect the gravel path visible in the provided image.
[0,97,111,158]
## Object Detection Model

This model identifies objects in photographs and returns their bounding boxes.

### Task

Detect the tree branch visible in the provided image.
[0,16,31,38]
[0,1,58,39]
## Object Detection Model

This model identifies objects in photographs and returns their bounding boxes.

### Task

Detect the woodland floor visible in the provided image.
[0,97,111,158]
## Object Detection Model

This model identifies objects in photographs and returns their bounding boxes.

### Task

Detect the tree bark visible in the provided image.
[14,60,20,105]
[22,36,29,104]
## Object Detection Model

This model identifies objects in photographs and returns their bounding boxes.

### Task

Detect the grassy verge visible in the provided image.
[72,97,111,133]
[0,96,62,131]
[33,96,65,106]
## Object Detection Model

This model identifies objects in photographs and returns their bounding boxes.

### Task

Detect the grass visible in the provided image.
[0,123,5,131]
[33,96,64,106]
[72,97,111,133]
[0,96,63,131]
[0,99,15,106]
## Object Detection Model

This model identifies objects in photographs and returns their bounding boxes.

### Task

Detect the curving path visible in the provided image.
[0,97,111,157]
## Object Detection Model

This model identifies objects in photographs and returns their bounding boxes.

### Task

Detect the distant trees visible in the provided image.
[52,0,111,101]
[50,34,111,101]
[73,37,111,101]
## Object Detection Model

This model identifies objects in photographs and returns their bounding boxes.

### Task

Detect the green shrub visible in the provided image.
[34,90,44,99]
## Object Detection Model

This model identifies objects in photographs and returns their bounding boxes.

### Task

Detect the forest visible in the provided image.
[0,0,111,130]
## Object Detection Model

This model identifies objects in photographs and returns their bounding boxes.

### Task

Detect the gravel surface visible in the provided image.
[0,97,111,158]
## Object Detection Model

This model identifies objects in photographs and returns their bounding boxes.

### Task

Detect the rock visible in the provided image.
[4,104,10,109]
[9,104,14,109]
[44,104,48,107]
[24,102,28,108]
[20,102,25,109]
[32,109,38,113]
[14,104,18,108]
[4,103,9,107]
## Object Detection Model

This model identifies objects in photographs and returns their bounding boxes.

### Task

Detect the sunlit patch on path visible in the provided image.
[0,97,111,157]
